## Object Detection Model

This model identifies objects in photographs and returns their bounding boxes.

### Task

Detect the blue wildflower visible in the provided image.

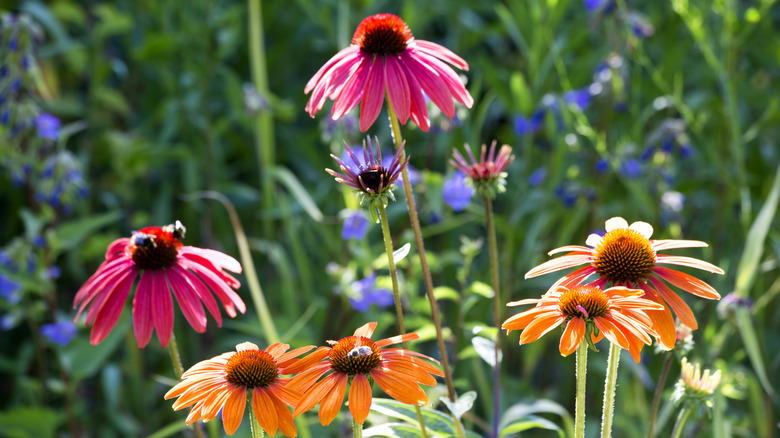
[563,88,592,110]
[554,184,579,208]
[41,321,77,346]
[342,210,369,241]
[399,165,422,186]
[528,167,546,187]
[35,113,60,140]
[46,266,61,280]
[584,0,615,13]
[640,145,656,161]
[349,273,394,312]
[514,109,544,136]
[621,158,642,178]
[0,275,22,305]
[628,12,655,38]
[442,171,474,212]
[596,158,610,173]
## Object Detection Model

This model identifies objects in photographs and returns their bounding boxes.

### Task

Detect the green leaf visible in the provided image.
[499,415,564,437]
[735,165,780,297]
[271,166,324,222]
[469,281,494,298]
[0,406,63,438]
[471,336,501,367]
[735,307,775,396]
[393,243,411,264]
[145,421,190,438]
[500,399,574,438]
[439,391,477,420]
[433,286,460,302]
[370,398,455,435]
[60,314,131,380]
[50,210,122,255]
[363,423,423,438]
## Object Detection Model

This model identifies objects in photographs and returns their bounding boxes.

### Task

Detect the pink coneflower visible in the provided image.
[305,13,474,132]
[525,217,723,349]
[73,221,245,347]
[450,141,515,195]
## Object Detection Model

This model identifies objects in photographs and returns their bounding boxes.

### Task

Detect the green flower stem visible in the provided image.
[386,99,457,404]
[575,340,589,438]
[671,406,691,438]
[168,335,206,438]
[484,193,502,438]
[377,203,429,438]
[352,418,363,438]
[600,343,621,438]
[248,392,265,438]
[647,352,674,438]
[377,204,405,336]
[248,0,275,237]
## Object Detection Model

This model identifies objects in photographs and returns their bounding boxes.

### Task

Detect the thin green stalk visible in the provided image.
[575,340,588,438]
[248,0,275,237]
[248,392,265,438]
[352,418,363,438]
[378,203,429,438]
[386,99,457,404]
[168,335,206,438]
[483,194,501,438]
[186,191,280,344]
[671,406,691,438]
[600,343,621,438]
[648,352,674,438]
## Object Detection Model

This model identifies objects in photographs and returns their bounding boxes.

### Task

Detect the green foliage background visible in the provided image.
[1,0,779,437]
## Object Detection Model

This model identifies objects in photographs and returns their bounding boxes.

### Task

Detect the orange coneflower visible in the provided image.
[289,322,443,426]
[502,285,664,361]
[525,217,724,349]
[165,341,323,436]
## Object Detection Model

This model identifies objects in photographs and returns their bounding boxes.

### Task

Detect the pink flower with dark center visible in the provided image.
[73,221,245,347]
[305,13,473,132]
[450,141,515,195]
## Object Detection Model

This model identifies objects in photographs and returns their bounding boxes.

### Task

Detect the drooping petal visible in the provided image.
[371,368,428,405]
[305,46,359,93]
[559,317,585,356]
[318,373,348,426]
[655,255,724,274]
[152,268,175,347]
[292,372,338,418]
[653,267,721,299]
[348,373,372,424]
[253,387,278,437]
[167,267,208,332]
[413,40,469,71]
[637,283,676,350]
[174,265,223,327]
[412,51,473,108]
[525,255,593,278]
[222,386,247,435]
[332,55,371,120]
[519,314,566,344]
[89,272,136,345]
[593,316,630,350]
[359,56,387,132]
[132,270,155,347]
[385,55,411,124]
[402,53,455,117]
[399,60,430,131]
[648,276,698,329]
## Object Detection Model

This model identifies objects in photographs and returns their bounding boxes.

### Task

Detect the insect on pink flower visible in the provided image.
[305,13,474,132]
[73,221,246,347]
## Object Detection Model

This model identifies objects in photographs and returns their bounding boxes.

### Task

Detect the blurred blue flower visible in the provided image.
[621,158,642,178]
[1,314,17,331]
[0,275,22,305]
[640,145,655,161]
[399,165,422,186]
[628,12,655,38]
[442,171,474,212]
[1,110,9,125]
[554,184,580,208]
[46,266,61,280]
[679,143,692,158]
[514,110,544,136]
[596,158,610,173]
[41,321,77,346]
[584,0,615,13]
[528,167,547,187]
[342,210,369,241]
[35,113,60,140]
[349,273,394,312]
[563,88,592,110]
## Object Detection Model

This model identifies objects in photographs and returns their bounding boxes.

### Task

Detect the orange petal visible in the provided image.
[284,348,330,375]
[371,368,427,405]
[639,283,677,350]
[519,314,566,344]
[265,342,290,360]
[222,386,247,435]
[525,255,593,279]
[277,345,317,366]
[269,390,298,437]
[594,317,629,350]
[648,277,697,329]
[268,380,302,406]
[653,267,721,299]
[379,359,438,385]
[292,372,337,418]
[252,387,278,436]
[348,373,372,424]
[288,363,331,392]
[375,332,418,348]
[655,255,724,274]
[559,317,585,356]
[354,322,378,338]
[318,373,348,426]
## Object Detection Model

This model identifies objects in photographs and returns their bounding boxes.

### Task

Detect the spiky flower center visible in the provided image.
[130,225,183,270]
[592,228,656,284]
[225,349,279,389]
[558,286,610,319]
[358,166,393,193]
[329,336,380,375]
[352,14,412,55]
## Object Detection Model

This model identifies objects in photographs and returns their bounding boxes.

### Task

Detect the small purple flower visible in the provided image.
[628,12,654,38]
[35,113,60,140]
[349,273,394,312]
[442,171,474,212]
[528,167,546,187]
[41,321,77,346]
[554,184,579,208]
[640,145,656,161]
[0,275,22,305]
[584,0,615,13]
[399,165,422,186]
[46,266,62,280]
[563,88,592,110]
[514,110,544,136]
[620,158,642,178]
[596,158,610,173]
[342,210,369,241]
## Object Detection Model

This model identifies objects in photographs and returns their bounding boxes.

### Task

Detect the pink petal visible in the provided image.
[180,252,240,289]
[653,266,721,300]
[104,238,130,260]
[385,55,411,124]
[398,59,430,131]
[132,270,155,348]
[74,258,133,308]
[89,272,136,345]
[166,267,208,332]
[547,245,592,256]
[152,270,174,347]
[525,254,593,278]
[174,265,223,327]
[655,255,724,274]
[412,51,473,108]
[179,258,246,316]
[359,56,387,132]
[402,53,455,117]
[180,247,242,273]
[306,50,362,116]
[305,46,359,93]
[84,267,137,324]
[331,54,371,120]
[413,40,469,71]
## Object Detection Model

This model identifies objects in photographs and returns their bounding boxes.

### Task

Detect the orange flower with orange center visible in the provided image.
[503,285,664,361]
[525,217,724,349]
[289,322,443,426]
[165,342,323,436]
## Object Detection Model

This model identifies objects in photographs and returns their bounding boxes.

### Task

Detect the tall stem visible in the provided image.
[167,335,206,438]
[386,100,457,403]
[248,0,275,236]
[647,352,674,438]
[352,418,363,438]
[248,392,265,438]
[575,340,589,438]
[671,406,691,438]
[600,343,621,438]
[483,194,502,438]
[378,203,429,438]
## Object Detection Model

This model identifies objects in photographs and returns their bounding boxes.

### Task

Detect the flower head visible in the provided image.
[671,357,721,414]
[348,273,394,312]
[165,341,322,436]
[290,322,443,426]
[73,220,246,347]
[35,113,60,140]
[450,141,515,196]
[525,217,724,349]
[41,320,77,346]
[305,13,473,132]
[503,285,663,361]
[442,171,474,212]
[341,210,370,241]
[327,137,409,221]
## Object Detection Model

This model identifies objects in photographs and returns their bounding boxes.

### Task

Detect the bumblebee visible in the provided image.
[347,345,373,359]
[164,220,187,240]
[132,232,156,249]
